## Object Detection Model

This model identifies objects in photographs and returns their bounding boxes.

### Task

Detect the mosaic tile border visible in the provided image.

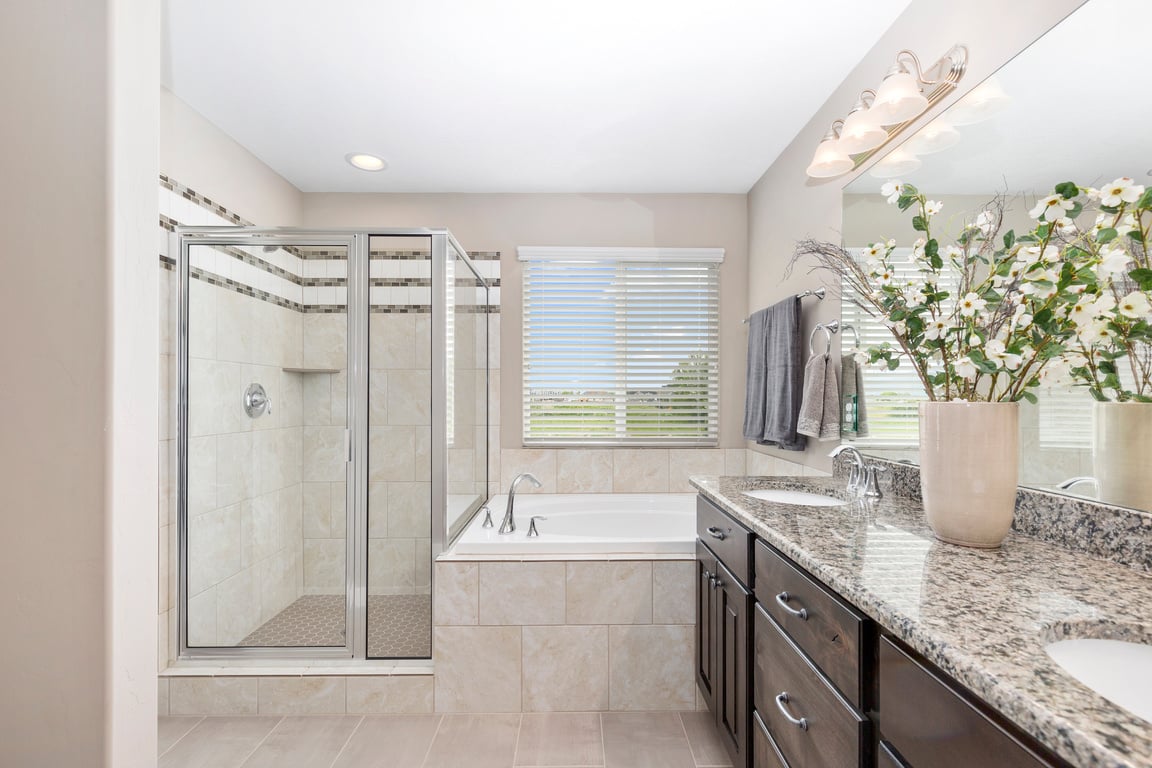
[847,454,1152,572]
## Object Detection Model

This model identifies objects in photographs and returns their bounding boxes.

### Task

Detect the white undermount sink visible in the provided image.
[741,488,847,507]
[1045,638,1152,723]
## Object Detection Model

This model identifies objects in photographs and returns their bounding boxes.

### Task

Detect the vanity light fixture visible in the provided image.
[806,44,967,180]
[805,121,855,178]
[904,117,962,155]
[345,152,388,172]
[868,148,922,179]
[946,76,1009,126]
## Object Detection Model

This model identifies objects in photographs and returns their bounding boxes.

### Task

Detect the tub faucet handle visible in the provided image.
[527,516,547,538]
[481,506,493,528]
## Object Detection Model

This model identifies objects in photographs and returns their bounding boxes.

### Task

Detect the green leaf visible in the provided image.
[1129,268,1152,291]
[886,358,900,371]
[1019,390,1038,404]
[1098,361,1117,375]
[1128,229,1145,241]
[1003,230,1016,249]
[1097,227,1118,244]
[1089,387,1107,402]
[1134,394,1152,404]
[912,215,928,232]
[1068,201,1084,220]
[1054,181,1078,199]
[897,195,916,212]
[924,239,939,259]
[1138,188,1152,208]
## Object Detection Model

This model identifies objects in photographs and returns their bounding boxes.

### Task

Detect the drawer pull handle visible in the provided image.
[706,526,727,540]
[775,692,809,731]
[775,591,809,620]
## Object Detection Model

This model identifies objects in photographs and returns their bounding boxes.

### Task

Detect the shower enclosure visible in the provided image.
[176,228,490,659]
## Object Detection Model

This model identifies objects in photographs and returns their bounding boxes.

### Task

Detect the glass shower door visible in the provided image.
[180,234,354,655]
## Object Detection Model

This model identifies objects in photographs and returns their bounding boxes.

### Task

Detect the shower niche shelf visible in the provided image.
[282,367,342,374]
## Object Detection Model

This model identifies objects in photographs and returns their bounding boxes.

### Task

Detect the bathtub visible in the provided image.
[450,493,697,555]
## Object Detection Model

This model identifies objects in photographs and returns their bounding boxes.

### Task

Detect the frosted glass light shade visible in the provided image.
[869,149,922,179]
[948,77,1009,126]
[838,106,887,154]
[871,70,929,124]
[806,137,853,178]
[905,119,961,155]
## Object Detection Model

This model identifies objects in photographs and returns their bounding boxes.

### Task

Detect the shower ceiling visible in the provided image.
[162,0,911,193]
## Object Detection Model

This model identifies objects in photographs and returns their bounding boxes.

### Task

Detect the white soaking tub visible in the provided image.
[451,493,697,555]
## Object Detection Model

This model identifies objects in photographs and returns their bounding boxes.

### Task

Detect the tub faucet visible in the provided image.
[499,472,542,534]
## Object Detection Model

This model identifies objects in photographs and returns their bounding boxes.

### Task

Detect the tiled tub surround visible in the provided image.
[432,557,700,714]
[690,475,1152,768]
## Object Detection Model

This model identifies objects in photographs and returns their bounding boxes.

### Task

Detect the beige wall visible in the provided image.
[843,193,1038,247]
[0,0,157,766]
[304,193,749,448]
[160,88,304,226]
[746,0,1086,473]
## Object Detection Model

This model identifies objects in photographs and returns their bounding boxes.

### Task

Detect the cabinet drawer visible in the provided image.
[753,709,791,768]
[878,741,909,768]
[754,604,867,768]
[698,495,752,586]
[754,540,866,708]
[879,636,1057,768]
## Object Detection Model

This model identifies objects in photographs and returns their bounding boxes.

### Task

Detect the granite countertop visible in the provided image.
[689,475,1152,768]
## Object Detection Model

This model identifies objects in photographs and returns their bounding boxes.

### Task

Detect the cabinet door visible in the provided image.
[716,560,752,767]
[696,541,719,705]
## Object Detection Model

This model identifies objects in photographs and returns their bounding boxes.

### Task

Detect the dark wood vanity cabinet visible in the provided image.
[696,497,753,768]
[695,494,1072,768]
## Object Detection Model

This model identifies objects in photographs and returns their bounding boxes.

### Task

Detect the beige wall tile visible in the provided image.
[302,373,332,426]
[434,626,521,712]
[415,538,431,590]
[369,426,416,482]
[555,449,614,493]
[724,448,747,476]
[652,561,695,625]
[303,482,332,538]
[566,562,652,625]
[157,679,170,717]
[388,370,432,426]
[368,539,416,593]
[388,482,431,538]
[304,539,346,594]
[169,677,258,715]
[186,435,216,518]
[216,432,254,507]
[346,675,434,714]
[216,567,261,645]
[609,625,695,711]
[303,426,346,483]
[370,313,417,369]
[434,561,478,626]
[369,368,389,425]
[368,482,389,537]
[500,449,556,492]
[746,449,774,476]
[668,449,726,492]
[158,524,170,614]
[258,676,347,714]
[260,550,300,621]
[612,449,669,492]
[303,314,347,370]
[279,369,304,428]
[480,562,565,626]
[187,587,217,646]
[522,626,608,712]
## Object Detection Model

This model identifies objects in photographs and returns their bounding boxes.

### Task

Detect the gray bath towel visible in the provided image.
[797,351,841,442]
[742,298,806,451]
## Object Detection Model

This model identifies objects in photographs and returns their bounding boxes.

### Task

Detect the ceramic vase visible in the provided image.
[919,401,1019,548]
[1093,402,1152,510]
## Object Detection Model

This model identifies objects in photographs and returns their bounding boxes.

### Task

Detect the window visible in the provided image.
[519,246,723,446]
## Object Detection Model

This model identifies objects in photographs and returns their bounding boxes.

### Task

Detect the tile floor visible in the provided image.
[158,711,733,768]
[237,594,431,658]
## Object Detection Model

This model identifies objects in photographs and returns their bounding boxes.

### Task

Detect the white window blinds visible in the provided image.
[519,247,724,446]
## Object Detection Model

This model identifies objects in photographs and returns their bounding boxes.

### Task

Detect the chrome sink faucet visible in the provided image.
[828,445,886,499]
[499,472,542,534]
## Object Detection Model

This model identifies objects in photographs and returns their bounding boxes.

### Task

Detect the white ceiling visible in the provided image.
[163,0,912,193]
[849,0,1152,197]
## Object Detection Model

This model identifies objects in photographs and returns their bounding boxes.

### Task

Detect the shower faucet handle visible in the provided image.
[527,516,547,538]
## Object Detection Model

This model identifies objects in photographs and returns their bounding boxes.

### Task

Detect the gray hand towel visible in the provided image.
[797,351,841,442]
[742,298,806,451]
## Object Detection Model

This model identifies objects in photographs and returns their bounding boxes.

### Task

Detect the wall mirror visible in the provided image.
[839,0,1152,509]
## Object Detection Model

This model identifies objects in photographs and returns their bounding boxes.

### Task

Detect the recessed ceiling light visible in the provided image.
[345,153,388,172]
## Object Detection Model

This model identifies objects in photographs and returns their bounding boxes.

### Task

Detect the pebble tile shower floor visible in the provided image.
[158,711,734,768]
[238,594,431,657]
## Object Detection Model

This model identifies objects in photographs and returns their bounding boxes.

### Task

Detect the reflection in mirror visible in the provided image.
[839,0,1152,510]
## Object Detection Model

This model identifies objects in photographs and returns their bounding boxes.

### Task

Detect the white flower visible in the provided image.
[1039,356,1073,387]
[957,292,988,317]
[973,210,997,237]
[1099,177,1145,207]
[942,244,963,262]
[1095,245,1132,279]
[881,181,907,204]
[1078,319,1115,346]
[886,319,907,336]
[1019,267,1060,300]
[993,260,1029,288]
[865,242,886,261]
[853,349,869,366]
[1029,193,1074,222]
[925,200,943,216]
[1116,214,1138,237]
[923,319,949,340]
[1069,294,1100,326]
[984,339,1023,370]
[1117,290,1152,319]
[953,356,979,381]
[1094,293,1117,315]
[1011,302,1033,330]
[876,269,894,286]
